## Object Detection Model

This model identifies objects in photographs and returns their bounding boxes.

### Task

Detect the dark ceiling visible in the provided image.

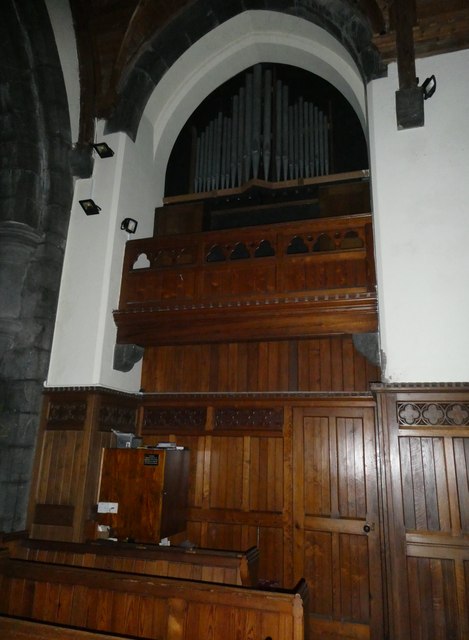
[68,0,469,146]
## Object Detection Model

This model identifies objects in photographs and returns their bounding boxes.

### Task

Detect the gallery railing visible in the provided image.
[114,213,377,345]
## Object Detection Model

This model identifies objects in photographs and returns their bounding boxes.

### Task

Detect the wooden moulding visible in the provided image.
[114,291,378,346]
[162,171,370,205]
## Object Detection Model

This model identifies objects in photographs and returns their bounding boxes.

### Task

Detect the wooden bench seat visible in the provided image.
[0,556,308,640]
[10,538,259,586]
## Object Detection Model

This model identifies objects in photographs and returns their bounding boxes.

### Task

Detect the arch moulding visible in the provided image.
[136,11,368,194]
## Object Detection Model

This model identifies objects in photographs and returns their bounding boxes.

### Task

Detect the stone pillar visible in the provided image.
[0,0,73,531]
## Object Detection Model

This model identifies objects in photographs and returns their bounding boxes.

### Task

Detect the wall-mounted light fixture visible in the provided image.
[420,75,436,101]
[92,142,114,158]
[121,218,138,234]
[79,199,101,215]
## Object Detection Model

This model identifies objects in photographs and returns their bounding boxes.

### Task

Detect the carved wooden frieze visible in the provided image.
[47,401,87,429]
[142,407,207,433]
[99,405,137,432]
[397,402,469,426]
[214,407,284,431]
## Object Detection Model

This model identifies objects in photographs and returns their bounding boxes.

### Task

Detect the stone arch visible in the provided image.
[128,10,372,207]
[107,2,384,141]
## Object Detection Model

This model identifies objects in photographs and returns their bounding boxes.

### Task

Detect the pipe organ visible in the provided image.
[193,64,330,193]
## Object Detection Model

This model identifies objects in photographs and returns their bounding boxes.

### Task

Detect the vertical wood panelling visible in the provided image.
[400,437,448,531]
[454,438,469,532]
[256,526,285,584]
[303,417,331,516]
[293,405,383,638]
[29,390,139,543]
[0,566,307,640]
[407,558,460,639]
[375,386,469,640]
[249,437,284,512]
[209,437,244,509]
[142,336,379,393]
[304,531,333,616]
[337,418,366,519]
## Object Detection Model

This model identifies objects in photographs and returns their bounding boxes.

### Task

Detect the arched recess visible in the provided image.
[137,11,369,202]
[107,1,383,141]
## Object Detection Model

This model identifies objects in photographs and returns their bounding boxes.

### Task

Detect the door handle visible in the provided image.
[363,523,374,533]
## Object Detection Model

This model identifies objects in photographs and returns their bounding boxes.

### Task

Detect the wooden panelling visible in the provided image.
[114,214,377,345]
[28,390,139,543]
[375,384,469,640]
[31,387,389,637]
[141,335,380,393]
[119,214,374,307]
[12,539,259,587]
[0,559,308,640]
[407,557,460,639]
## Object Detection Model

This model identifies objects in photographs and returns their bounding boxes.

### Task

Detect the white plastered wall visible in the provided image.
[368,50,469,382]
[46,118,156,389]
[46,10,366,391]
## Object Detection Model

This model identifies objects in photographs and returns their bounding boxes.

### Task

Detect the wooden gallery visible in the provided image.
[1,2,468,639]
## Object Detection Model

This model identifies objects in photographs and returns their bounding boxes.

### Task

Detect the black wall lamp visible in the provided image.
[92,142,114,158]
[396,75,437,129]
[420,75,437,100]
[79,199,101,215]
[121,218,138,234]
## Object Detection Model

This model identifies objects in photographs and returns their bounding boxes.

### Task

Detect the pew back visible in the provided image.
[0,557,307,640]
[12,539,259,586]
[0,615,136,640]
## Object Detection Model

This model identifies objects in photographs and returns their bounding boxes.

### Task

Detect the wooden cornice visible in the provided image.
[114,291,378,346]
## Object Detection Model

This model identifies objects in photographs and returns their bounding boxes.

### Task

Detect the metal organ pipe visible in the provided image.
[192,66,330,192]
[275,79,282,182]
[282,86,289,181]
[263,69,272,181]
[237,87,245,188]
[230,95,238,189]
[252,64,262,180]
[243,73,253,183]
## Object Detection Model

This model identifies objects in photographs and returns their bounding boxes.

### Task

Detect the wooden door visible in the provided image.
[293,405,383,639]
[377,388,469,640]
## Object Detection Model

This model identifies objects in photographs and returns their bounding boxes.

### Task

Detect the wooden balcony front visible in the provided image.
[114,213,377,345]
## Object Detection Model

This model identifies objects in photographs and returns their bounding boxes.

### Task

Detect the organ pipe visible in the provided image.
[230,95,238,188]
[275,79,282,182]
[263,69,272,181]
[193,65,330,192]
[252,64,262,180]
[282,85,289,181]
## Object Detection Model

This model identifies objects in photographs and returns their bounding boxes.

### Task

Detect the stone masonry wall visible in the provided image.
[0,0,73,531]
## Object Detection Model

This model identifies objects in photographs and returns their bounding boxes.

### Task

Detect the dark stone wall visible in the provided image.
[107,0,385,141]
[0,0,73,531]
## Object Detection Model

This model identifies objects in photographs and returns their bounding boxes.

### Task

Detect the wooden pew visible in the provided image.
[0,557,308,640]
[0,615,136,640]
[11,538,259,586]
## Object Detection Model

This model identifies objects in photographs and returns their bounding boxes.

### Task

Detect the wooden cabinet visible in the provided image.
[97,448,190,543]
